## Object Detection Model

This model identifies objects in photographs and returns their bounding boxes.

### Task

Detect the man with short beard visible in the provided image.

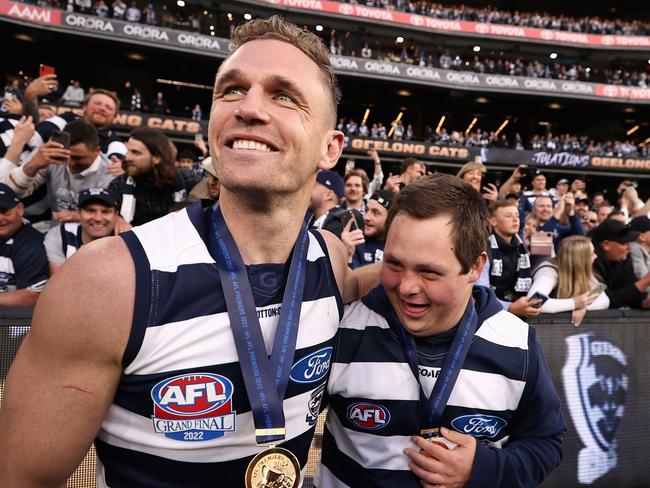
[341,189,392,268]
[342,169,368,214]
[44,188,124,275]
[108,127,201,226]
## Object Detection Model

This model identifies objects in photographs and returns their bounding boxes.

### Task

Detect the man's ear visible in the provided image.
[467,251,487,283]
[318,130,345,170]
[152,155,161,166]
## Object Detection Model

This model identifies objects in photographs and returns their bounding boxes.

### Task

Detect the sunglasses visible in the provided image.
[583,218,597,224]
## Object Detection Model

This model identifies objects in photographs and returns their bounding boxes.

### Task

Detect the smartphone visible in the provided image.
[50,130,70,148]
[530,231,554,256]
[628,181,638,189]
[347,210,360,231]
[40,64,56,77]
[529,292,549,309]
[590,283,607,295]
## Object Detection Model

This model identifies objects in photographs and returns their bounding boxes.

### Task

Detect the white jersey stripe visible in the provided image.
[475,310,529,350]
[330,362,526,411]
[98,389,318,463]
[317,462,352,488]
[126,296,339,375]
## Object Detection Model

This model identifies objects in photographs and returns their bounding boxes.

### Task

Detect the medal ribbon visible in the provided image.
[385,291,478,430]
[208,203,309,445]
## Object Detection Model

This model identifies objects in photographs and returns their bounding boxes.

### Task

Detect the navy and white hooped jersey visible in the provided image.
[318,285,565,488]
[96,201,343,488]
[0,221,48,293]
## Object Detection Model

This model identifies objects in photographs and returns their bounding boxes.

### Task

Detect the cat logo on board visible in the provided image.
[151,373,236,441]
[562,333,627,484]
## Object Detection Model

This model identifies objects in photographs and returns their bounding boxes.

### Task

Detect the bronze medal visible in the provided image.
[245,447,301,488]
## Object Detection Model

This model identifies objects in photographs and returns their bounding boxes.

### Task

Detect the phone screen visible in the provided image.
[40,64,56,77]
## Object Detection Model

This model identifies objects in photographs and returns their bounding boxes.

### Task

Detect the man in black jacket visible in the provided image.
[309,169,362,239]
[592,220,650,309]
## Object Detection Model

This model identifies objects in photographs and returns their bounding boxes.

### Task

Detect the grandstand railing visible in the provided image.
[2,308,649,487]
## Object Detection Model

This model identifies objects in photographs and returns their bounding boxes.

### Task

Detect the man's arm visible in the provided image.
[0,288,40,308]
[319,229,381,303]
[0,237,134,486]
[7,141,68,197]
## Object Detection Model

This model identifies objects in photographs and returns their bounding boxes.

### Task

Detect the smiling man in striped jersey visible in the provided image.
[319,174,565,488]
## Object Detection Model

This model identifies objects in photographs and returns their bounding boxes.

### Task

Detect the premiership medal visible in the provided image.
[245,447,301,488]
[419,428,457,456]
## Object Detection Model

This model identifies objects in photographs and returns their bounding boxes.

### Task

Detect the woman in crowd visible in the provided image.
[527,235,609,326]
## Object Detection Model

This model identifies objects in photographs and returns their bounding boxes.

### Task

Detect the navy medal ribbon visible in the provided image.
[369,286,478,431]
[207,202,309,445]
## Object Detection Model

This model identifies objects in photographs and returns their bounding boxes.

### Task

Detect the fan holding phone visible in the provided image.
[527,236,609,326]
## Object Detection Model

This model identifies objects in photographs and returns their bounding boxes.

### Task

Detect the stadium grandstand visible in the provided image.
[1,0,650,486]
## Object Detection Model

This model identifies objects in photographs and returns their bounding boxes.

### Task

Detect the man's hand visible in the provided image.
[512,164,527,180]
[24,74,59,101]
[368,149,381,165]
[53,209,80,223]
[23,141,70,177]
[641,293,650,310]
[340,218,364,261]
[562,192,575,217]
[3,97,23,115]
[508,296,542,317]
[12,115,35,145]
[481,183,498,202]
[384,173,403,193]
[194,136,208,157]
[405,428,477,488]
[107,156,125,176]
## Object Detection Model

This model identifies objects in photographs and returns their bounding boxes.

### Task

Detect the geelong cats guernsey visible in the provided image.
[319,285,565,488]
[95,201,342,487]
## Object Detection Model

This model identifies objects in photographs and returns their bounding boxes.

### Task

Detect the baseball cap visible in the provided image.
[315,170,344,199]
[369,189,393,210]
[591,220,639,244]
[575,196,589,204]
[202,157,217,178]
[0,183,20,210]
[629,216,650,233]
[78,188,117,208]
[557,178,569,185]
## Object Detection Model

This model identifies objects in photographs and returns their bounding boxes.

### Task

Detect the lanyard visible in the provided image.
[387,295,477,430]
[208,203,309,445]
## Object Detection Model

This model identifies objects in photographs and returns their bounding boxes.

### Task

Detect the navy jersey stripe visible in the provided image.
[97,427,314,488]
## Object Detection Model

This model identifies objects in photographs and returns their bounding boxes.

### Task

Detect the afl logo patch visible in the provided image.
[290,347,333,384]
[151,373,236,441]
[347,402,390,430]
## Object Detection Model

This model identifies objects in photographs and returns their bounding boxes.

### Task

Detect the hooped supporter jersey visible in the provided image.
[96,201,342,487]
[318,286,565,487]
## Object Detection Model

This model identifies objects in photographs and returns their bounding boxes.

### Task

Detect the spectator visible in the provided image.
[125,1,141,23]
[581,210,599,233]
[143,3,156,25]
[309,169,363,239]
[95,0,109,17]
[151,92,170,114]
[7,119,114,225]
[520,171,551,211]
[574,195,590,217]
[528,236,608,325]
[44,188,122,275]
[130,88,143,112]
[60,80,85,107]
[597,202,613,223]
[342,189,393,268]
[479,200,540,318]
[457,161,497,202]
[591,220,650,309]
[176,149,195,170]
[191,103,202,121]
[112,0,127,19]
[549,178,569,200]
[384,157,426,193]
[0,184,48,307]
[109,128,201,226]
[629,216,650,291]
[187,157,220,203]
[342,169,369,214]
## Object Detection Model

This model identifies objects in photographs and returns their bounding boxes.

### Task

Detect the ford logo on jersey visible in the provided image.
[290,347,333,384]
[347,402,391,430]
[151,373,236,442]
[451,415,507,439]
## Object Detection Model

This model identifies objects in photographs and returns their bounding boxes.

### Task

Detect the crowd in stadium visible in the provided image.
[1,77,649,316]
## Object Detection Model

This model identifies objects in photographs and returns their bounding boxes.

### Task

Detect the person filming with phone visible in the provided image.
[527,236,609,326]
[6,119,114,225]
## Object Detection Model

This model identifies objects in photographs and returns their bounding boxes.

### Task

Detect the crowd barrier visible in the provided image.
[1,308,649,488]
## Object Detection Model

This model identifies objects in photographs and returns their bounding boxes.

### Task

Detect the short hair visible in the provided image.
[488,199,518,216]
[228,15,340,125]
[129,128,177,188]
[83,88,120,112]
[65,119,99,149]
[457,161,486,180]
[344,169,369,194]
[400,157,423,175]
[386,174,491,274]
